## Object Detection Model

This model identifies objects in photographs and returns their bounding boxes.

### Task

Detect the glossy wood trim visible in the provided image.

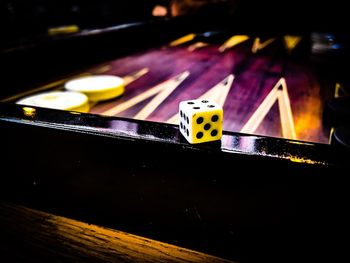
[0,102,347,168]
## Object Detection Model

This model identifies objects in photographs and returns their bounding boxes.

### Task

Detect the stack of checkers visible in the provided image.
[16,75,125,113]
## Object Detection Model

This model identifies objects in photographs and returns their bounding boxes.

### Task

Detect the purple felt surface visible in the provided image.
[85,41,330,143]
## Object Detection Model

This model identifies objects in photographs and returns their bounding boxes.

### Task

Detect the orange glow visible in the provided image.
[283,35,302,53]
[294,96,323,143]
[152,5,168,17]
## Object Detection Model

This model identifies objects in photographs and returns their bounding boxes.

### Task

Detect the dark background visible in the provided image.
[0,0,168,44]
[1,0,348,41]
[1,0,349,96]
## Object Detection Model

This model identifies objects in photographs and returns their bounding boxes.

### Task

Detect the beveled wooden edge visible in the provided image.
[1,102,347,168]
[0,202,236,263]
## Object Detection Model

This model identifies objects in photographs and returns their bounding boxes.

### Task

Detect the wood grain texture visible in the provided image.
[8,35,332,144]
[83,40,332,144]
[0,202,235,263]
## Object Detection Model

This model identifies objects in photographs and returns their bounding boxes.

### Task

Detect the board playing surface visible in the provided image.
[12,33,333,144]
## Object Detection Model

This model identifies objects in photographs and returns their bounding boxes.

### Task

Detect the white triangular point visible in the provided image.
[169,34,196,47]
[166,74,234,124]
[283,35,302,53]
[122,68,149,86]
[240,77,297,140]
[187,42,209,52]
[219,35,249,52]
[252,38,276,53]
[102,71,189,118]
[92,68,149,110]
[94,65,111,74]
[134,72,189,120]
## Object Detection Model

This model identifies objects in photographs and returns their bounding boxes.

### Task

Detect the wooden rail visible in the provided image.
[0,202,236,263]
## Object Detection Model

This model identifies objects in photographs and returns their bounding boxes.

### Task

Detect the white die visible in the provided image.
[179,99,223,144]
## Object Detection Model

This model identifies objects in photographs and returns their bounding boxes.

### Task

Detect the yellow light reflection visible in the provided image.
[287,140,315,146]
[287,155,325,165]
[289,156,315,164]
[219,35,249,52]
[283,35,302,53]
[48,25,79,36]
[252,38,276,54]
[22,107,36,117]
[169,34,196,47]
[69,111,82,115]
